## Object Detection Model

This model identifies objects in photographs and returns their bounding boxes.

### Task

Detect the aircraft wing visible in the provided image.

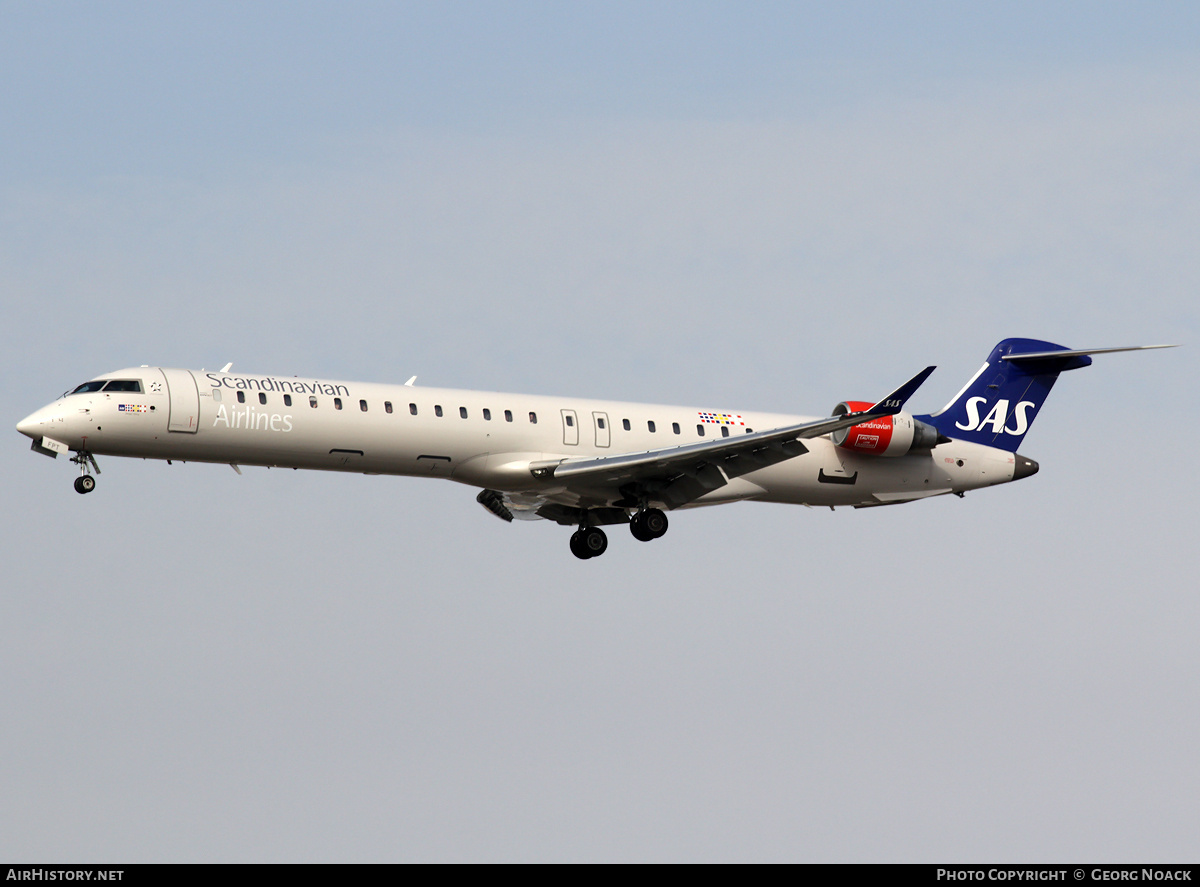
[524,365,936,512]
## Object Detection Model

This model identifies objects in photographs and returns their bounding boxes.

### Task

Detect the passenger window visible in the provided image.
[259,392,267,405]
[213,389,222,402]
[310,396,318,408]
[622,419,630,431]
[565,415,574,427]
[385,401,393,414]
[483,408,491,421]
[529,412,537,424]
[672,422,680,434]
[648,421,656,433]
[597,418,605,429]
[721,426,730,437]
[460,407,468,419]
[435,405,443,417]
[746,428,753,433]
[409,403,418,415]
[360,400,368,412]
[697,425,705,436]
[504,410,513,422]
[237,391,246,404]
[334,397,343,410]
[283,394,292,407]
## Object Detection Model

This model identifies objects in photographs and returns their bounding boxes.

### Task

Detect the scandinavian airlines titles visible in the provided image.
[955,397,1035,436]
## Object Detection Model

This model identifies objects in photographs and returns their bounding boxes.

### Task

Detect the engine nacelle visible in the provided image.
[830,401,941,457]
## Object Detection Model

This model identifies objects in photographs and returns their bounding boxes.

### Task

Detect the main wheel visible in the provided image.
[74,475,95,494]
[581,526,608,557]
[630,512,653,542]
[642,508,668,539]
[570,531,589,559]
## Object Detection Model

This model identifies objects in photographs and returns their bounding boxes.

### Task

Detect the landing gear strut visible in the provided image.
[629,507,668,542]
[71,451,100,494]
[570,526,608,559]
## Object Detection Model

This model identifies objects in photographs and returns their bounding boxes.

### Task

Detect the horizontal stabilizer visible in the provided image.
[1001,344,1177,362]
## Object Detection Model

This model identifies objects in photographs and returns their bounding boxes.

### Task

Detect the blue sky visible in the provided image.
[2,2,1197,862]
[5,2,1197,179]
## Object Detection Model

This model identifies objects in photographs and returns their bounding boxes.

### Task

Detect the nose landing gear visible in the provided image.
[70,451,100,494]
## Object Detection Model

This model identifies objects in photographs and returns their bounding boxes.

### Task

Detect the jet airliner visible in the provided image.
[15,338,1173,558]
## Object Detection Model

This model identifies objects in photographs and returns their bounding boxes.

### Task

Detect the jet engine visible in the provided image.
[830,401,942,457]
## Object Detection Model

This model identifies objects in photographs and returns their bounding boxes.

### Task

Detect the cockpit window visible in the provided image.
[102,380,142,392]
[70,381,107,394]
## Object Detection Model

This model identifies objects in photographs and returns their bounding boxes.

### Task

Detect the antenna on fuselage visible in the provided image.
[220,362,233,373]
[405,376,417,386]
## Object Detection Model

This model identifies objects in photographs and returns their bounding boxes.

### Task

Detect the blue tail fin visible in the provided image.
[916,338,1092,451]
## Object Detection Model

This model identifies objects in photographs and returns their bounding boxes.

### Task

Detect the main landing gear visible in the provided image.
[629,507,668,543]
[71,451,100,494]
[569,507,669,559]
[570,526,608,560]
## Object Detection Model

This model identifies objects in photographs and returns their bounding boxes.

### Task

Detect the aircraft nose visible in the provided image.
[16,411,41,439]
[16,404,56,439]
[1013,454,1039,481]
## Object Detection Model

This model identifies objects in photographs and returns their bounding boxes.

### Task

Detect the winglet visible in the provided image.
[863,366,936,418]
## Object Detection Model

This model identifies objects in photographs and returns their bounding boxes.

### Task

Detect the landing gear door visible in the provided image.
[161,368,201,433]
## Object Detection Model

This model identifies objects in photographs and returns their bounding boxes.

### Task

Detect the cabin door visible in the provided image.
[161,368,200,433]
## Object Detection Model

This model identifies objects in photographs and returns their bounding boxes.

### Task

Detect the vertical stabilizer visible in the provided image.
[916,338,1092,451]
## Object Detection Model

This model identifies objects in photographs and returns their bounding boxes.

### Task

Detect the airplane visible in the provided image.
[15,338,1175,559]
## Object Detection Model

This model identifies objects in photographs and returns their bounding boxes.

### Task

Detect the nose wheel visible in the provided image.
[70,451,100,494]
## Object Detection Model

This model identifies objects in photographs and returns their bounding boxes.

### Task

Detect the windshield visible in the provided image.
[68,381,107,395]
[65,379,143,396]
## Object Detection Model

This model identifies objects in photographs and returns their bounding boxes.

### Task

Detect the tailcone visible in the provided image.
[1013,454,1040,481]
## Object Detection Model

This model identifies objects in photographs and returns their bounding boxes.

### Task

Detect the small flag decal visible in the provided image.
[698,412,744,426]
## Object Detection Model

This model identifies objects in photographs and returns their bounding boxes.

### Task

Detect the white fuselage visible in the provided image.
[17,366,1020,511]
